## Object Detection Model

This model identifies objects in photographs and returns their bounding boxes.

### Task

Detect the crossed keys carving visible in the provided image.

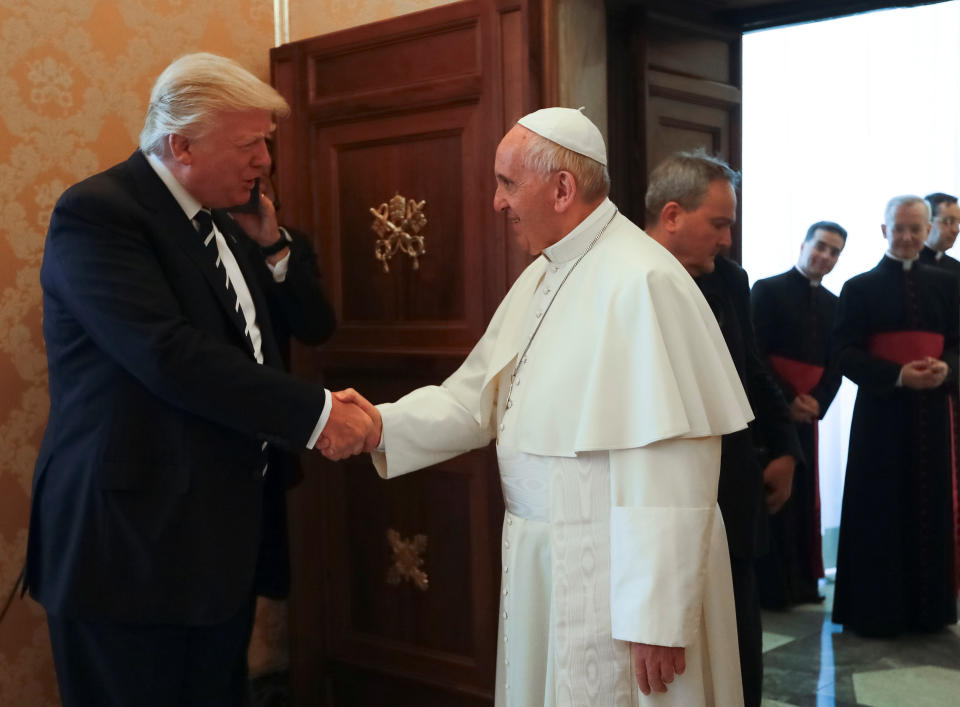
[369,193,427,273]
[386,529,429,591]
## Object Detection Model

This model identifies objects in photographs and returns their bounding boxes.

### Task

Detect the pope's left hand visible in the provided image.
[629,642,685,695]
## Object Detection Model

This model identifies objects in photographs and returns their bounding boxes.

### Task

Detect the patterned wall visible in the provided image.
[0,0,278,704]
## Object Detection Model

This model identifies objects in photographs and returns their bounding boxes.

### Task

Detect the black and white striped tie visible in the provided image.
[194,210,254,351]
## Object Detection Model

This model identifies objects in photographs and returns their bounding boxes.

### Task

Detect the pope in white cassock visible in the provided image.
[332,108,753,706]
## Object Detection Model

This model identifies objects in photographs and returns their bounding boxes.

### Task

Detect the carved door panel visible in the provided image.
[270,1,541,704]
[607,5,742,258]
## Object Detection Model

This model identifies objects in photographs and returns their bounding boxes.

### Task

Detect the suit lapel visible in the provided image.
[127,151,256,357]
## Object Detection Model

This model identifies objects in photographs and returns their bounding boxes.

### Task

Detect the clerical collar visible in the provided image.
[145,151,204,221]
[793,264,820,287]
[884,251,917,271]
[542,198,617,264]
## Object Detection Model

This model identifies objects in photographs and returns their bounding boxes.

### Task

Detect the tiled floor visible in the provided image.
[760,581,960,707]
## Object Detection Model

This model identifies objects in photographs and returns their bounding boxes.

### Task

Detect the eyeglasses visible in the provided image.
[935,217,960,227]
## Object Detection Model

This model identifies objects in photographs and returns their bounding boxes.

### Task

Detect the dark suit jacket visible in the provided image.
[696,257,802,559]
[25,151,334,625]
[751,267,841,417]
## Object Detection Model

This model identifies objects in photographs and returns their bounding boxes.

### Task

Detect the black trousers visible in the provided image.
[47,598,256,707]
[730,555,763,707]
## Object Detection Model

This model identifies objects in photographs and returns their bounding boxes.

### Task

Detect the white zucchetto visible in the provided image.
[517,106,607,166]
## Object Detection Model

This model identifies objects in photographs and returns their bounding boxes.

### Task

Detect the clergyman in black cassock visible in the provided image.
[751,222,846,608]
[918,192,960,593]
[832,196,959,637]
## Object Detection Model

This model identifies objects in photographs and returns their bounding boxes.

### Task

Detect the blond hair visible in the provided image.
[140,53,289,155]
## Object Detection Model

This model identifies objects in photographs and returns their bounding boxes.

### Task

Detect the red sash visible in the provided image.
[867,330,944,365]
[767,355,824,396]
[869,330,956,593]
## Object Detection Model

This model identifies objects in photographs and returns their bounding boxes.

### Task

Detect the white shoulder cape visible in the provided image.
[443,212,752,456]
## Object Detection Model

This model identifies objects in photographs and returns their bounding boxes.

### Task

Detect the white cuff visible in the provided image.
[306,389,332,448]
[265,227,292,281]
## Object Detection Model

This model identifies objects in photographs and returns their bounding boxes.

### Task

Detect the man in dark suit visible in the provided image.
[645,150,801,707]
[751,222,846,608]
[24,52,376,706]
[918,192,960,275]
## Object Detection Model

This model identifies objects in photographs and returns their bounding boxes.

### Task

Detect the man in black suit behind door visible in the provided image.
[24,52,376,706]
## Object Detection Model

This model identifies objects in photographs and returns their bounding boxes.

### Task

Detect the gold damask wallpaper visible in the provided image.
[0,0,276,702]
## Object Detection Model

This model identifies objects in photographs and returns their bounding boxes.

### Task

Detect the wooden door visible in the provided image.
[605,0,939,261]
[270,1,542,704]
[607,4,743,257]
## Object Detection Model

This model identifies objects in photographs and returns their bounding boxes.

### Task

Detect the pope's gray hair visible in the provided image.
[139,53,289,156]
[645,149,740,222]
[521,133,610,201]
[884,195,931,224]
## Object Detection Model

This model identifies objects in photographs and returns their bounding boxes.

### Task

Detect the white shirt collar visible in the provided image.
[884,251,917,270]
[541,198,617,264]
[793,264,820,287]
[145,152,204,221]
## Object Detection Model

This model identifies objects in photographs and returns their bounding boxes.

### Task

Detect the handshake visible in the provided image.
[315,389,382,461]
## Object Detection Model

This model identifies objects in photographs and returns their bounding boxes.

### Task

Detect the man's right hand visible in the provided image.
[316,394,375,460]
[333,388,382,452]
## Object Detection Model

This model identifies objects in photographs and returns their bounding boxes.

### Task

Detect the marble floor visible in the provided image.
[760,580,960,707]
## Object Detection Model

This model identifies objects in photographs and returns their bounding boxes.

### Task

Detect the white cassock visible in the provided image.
[372,198,753,706]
